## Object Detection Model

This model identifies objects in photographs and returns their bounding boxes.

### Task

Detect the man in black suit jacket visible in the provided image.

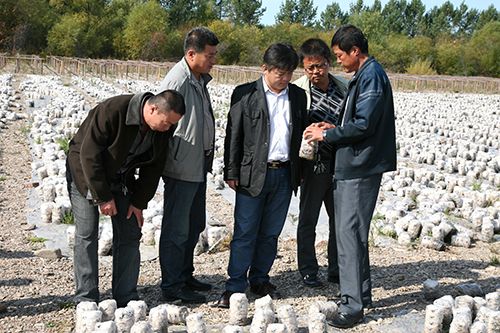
[218,43,308,308]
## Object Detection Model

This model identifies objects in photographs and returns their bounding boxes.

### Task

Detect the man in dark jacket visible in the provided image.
[304,25,396,328]
[67,90,185,307]
[217,43,308,308]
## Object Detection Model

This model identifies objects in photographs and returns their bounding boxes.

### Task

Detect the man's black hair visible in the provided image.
[184,27,219,53]
[299,38,332,64]
[150,90,186,116]
[263,43,299,72]
[331,24,369,54]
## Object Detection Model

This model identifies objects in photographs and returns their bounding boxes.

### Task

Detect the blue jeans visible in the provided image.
[70,181,141,307]
[225,167,292,292]
[159,177,206,293]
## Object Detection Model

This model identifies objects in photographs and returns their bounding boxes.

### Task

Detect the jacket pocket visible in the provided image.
[239,153,253,187]
[171,137,183,161]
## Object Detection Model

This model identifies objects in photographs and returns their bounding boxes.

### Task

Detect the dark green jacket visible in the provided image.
[67,93,174,209]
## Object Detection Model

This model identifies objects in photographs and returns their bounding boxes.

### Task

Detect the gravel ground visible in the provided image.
[0,75,499,332]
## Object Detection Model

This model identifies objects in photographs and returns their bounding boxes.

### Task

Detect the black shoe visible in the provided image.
[327,275,340,284]
[303,274,323,288]
[327,311,364,329]
[216,290,234,308]
[186,277,212,292]
[162,287,206,304]
[364,301,373,309]
[250,282,280,298]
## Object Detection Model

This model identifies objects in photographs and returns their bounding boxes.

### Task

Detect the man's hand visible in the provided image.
[317,121,336,130]
[226,179,239,191]
[99,199,117,216]
[127,204,144,228]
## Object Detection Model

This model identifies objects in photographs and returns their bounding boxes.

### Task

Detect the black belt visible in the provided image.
[267,160,290,169]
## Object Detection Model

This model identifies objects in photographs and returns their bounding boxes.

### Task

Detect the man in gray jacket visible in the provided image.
[158,27,219,303]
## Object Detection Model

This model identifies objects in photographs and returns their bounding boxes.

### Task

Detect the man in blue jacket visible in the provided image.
[304,24,396,328]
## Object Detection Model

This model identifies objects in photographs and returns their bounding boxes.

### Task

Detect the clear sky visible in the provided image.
[260,0,499,25]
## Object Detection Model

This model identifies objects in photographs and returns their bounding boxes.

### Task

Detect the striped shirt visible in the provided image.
[309,76,344,157]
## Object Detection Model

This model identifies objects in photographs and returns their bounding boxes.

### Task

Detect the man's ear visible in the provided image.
[351,46,360,56]
[186,49,196,60]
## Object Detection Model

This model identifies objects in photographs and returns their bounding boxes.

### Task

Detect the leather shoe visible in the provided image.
[364,301,373,309]
[327,311,364,329]
[162,287,206,304]
[303,274,323,288]
[327,275,340,284]
[186,277,212,291]
[250,282,280,298]
[216,290,234,308]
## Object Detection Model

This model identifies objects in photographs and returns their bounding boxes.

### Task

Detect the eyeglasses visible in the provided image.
[305,62,329,72]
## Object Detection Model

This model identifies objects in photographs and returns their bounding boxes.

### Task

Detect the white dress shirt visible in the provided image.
[262,78,291,162]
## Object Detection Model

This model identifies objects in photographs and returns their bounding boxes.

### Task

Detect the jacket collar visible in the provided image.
[126,92,153,126]
[352,56,375,82]
[180,57,213,86]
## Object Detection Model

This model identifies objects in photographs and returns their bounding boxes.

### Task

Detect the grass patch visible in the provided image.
[55,136,71,155]
[35,137,42,144]
[372,212,385,221]
[0,175,6,181]
[490,256,500,267]
[20,124,31,136]
[27,236,47,244]
[61,211,74,225]
[58,301,75,309]
[472,182,481,191]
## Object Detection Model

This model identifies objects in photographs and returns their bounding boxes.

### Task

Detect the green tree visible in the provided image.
[465,21,500,77]
[101,0,136,58]
[123,1,169,60]
[372,34,434,73]
[349,11,386,43]
[381,0,425,36]
[48,0,107,16]
[47,13,104,57]
[160,0,218,27]
[276,0,317,27]
[0,0,56,53]
[263,22,316,51]
[476,5,499,31]
[349,0,366,15]
[320,2,347,31]
[404,0,426,37]
[451,3,479,37]
[422,1,456,38]
[226,0,265,25]
[434,36,466,75]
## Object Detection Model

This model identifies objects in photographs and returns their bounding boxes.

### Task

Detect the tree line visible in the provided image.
[0,0,498,77]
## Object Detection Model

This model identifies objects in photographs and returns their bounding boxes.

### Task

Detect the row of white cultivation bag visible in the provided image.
[23,75,500,255]
[0,74,25,124]
[20,75,88,224]
[75,294,341,333]
[21,75,232,255]
[372,92,500,250]
[424,291,500,333]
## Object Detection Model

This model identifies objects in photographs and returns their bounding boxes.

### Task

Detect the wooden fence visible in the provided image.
[1,54,499,94]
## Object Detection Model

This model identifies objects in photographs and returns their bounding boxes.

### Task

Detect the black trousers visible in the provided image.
[297,160,338,279]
